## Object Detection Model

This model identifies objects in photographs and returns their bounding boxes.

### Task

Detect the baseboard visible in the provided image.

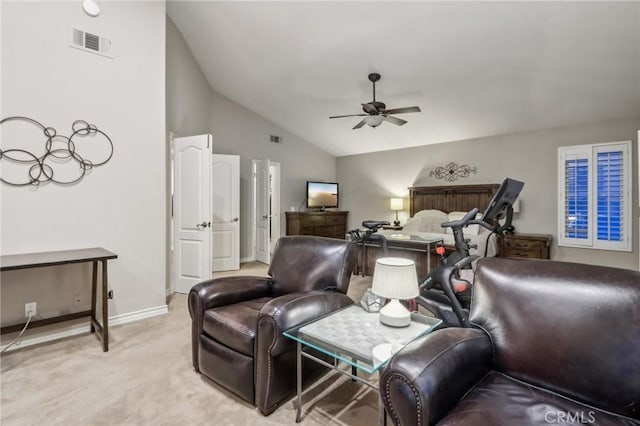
[109,305,168,327]
[240,256,255,263]
[0,304,168,353]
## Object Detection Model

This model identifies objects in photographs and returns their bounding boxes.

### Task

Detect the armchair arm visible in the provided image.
[188,276,272,318]
[380,327,492,426]
[256,290,354,356]
[254,291,354,415]
[188,276,271,372]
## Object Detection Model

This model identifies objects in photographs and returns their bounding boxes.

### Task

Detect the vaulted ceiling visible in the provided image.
[167,1,640,157]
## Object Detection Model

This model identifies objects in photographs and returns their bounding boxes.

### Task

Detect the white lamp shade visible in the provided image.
[390,198,403,211]
[364,115,384,127]
[371,257,419,300]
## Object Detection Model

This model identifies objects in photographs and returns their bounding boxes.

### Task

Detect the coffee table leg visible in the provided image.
[296,341,302,423]
[379,393,387,426]
[352,359,357,381]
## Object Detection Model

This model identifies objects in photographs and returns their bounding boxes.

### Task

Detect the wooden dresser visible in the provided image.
[285,211,349,239]
[499,233,552,259]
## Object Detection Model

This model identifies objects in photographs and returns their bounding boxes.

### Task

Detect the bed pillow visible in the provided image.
[410,209,448,233]
[402,216,421,233]
[446,211,481,235]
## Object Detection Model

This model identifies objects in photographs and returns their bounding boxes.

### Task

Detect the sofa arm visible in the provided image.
[380,327,492,426]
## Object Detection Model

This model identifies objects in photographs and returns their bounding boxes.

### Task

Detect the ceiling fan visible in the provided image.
[329,73,421,129]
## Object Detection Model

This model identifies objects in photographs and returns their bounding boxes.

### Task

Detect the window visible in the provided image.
[558,141,631,251]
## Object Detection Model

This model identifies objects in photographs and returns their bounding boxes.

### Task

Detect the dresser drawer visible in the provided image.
[503,239,545,250]
[501,247,543,259]
[499,233,552,260]
[285,211,349,239]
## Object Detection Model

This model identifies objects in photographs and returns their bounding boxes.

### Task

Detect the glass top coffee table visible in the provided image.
[283,305,442,424]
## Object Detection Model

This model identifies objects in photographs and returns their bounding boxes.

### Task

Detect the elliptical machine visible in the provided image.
[417,177,524,328]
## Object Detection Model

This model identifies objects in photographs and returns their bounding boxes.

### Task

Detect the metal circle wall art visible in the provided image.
[429,162,477,182]
[0,116,113,186]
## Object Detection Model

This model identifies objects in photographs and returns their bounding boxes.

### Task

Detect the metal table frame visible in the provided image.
[1,247,118,352]
[284,306,442,425]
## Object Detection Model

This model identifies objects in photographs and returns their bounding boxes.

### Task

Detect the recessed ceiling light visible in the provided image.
[83,0,100,17]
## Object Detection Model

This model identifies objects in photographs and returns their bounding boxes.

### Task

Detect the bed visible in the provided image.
[356,183,500,277]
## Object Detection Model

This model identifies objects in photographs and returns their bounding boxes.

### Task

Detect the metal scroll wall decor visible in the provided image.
[0,116,113,186]
[429,162,477,182]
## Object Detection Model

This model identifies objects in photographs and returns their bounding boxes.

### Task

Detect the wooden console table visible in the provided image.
[0,247,118,352]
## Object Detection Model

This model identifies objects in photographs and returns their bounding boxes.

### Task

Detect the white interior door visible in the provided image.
[212,154,240,271]
[269,162,281,255]
[254,159,271,264]
[173,134,212,294]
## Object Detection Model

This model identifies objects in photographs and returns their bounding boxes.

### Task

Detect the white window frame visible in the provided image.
[558,140,632,252]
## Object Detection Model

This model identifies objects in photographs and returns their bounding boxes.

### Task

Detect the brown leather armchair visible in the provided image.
[188,236,357,415]
[381,258,640,426]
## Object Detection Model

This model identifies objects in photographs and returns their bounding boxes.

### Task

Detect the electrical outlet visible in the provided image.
[25,302,37,317]
[73,294,85,306]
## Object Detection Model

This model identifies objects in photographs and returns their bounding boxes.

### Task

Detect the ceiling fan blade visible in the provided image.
[361,103,378,114]
[384,115,407,126]
[353,120,366,129]
[329,113,368,119]
[384,106,421,115]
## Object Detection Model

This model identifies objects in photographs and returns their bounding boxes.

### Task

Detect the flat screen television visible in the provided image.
[307,181,339,209]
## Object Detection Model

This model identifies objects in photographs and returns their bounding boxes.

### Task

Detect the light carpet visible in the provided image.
[1,263,381,426]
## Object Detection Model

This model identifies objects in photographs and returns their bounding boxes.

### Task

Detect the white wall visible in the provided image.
[209,92,337,260]
[166,17,212,137]
[165,17,337,261]
[1,2,166,333]
[337,117,640,270]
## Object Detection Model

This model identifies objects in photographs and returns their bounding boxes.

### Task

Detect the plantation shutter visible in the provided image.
[558,141,630,252]
[559,147,592,247]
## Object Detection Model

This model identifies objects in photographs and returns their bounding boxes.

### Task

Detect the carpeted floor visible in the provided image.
[0,263,381,426]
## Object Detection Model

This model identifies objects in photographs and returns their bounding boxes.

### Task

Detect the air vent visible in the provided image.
[70,28,112,58]
[270,135,281,143]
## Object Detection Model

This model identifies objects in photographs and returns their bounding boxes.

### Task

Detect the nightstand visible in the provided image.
[382,225,403,231]
[499,233,552,259]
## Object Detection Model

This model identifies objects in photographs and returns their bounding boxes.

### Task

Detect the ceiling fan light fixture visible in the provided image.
[364,115,384,128]
[83,0,100,17]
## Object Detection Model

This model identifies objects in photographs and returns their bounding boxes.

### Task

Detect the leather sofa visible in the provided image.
[381,258,640,425]
[188,235,357,415]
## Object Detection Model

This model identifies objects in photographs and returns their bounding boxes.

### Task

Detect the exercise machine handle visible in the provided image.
[440,208,479,229]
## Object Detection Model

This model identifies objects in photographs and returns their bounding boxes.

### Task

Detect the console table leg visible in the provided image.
[101,259,109,352]
[90,261,97,333]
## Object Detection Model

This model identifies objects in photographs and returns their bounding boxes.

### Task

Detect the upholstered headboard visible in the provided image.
[408,184,500,217]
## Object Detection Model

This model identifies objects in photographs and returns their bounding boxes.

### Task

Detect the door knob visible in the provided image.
[196,221,210,228]
[231,217,239,223]
[262,215,269,220]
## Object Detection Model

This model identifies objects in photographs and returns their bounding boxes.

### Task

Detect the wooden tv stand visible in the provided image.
[285,211,348,239]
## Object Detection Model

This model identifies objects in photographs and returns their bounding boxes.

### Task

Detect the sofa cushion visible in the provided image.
[203,297,272,356]
[437,371,638,426]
